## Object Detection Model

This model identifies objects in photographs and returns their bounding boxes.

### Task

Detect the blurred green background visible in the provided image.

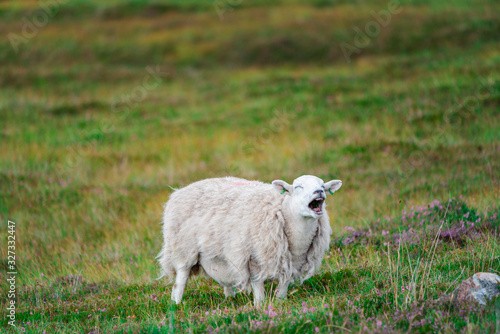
[0,0,499,332]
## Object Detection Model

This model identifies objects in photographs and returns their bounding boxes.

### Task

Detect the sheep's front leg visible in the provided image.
[276,281,289,300]
[251,280,265,307]
[171,269,190,304]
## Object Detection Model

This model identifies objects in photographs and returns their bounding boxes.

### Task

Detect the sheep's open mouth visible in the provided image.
[309,198,324,214]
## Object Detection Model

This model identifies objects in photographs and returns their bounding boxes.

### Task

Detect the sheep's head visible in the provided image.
[272,175,342,219]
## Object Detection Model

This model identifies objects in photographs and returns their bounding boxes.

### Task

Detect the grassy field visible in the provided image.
[1,0,500,332]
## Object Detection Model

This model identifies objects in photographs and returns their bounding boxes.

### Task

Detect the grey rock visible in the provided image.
[443,272,500,305]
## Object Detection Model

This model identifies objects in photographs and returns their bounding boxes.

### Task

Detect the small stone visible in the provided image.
[445,272,500,305]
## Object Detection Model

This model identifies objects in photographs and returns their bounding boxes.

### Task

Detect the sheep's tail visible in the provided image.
[155,248,167,280]
[156,246,175,282]
[157,195,177,281]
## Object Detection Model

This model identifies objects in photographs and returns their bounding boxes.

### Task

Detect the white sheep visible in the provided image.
[157,175,342,306]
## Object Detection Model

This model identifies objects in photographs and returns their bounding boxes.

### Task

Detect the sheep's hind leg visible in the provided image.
[275,281,289,301]
[251,280,265,307]
[171,268,190,304]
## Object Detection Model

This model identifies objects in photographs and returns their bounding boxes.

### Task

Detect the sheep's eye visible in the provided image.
[294,185,303,190]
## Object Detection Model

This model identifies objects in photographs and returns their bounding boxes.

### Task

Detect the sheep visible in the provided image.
[157,175,342,306]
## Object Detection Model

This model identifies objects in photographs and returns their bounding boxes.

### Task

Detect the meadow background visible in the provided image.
[1,0,500,332]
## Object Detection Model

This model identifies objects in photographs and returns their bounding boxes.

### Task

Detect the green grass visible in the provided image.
[1,0,500,332]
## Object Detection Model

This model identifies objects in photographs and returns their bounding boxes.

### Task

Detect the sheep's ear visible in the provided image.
[272,180,293,194]
[324,180,342,195]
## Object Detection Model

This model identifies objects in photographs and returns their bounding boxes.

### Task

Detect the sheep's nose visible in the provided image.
[314,189,323,194]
